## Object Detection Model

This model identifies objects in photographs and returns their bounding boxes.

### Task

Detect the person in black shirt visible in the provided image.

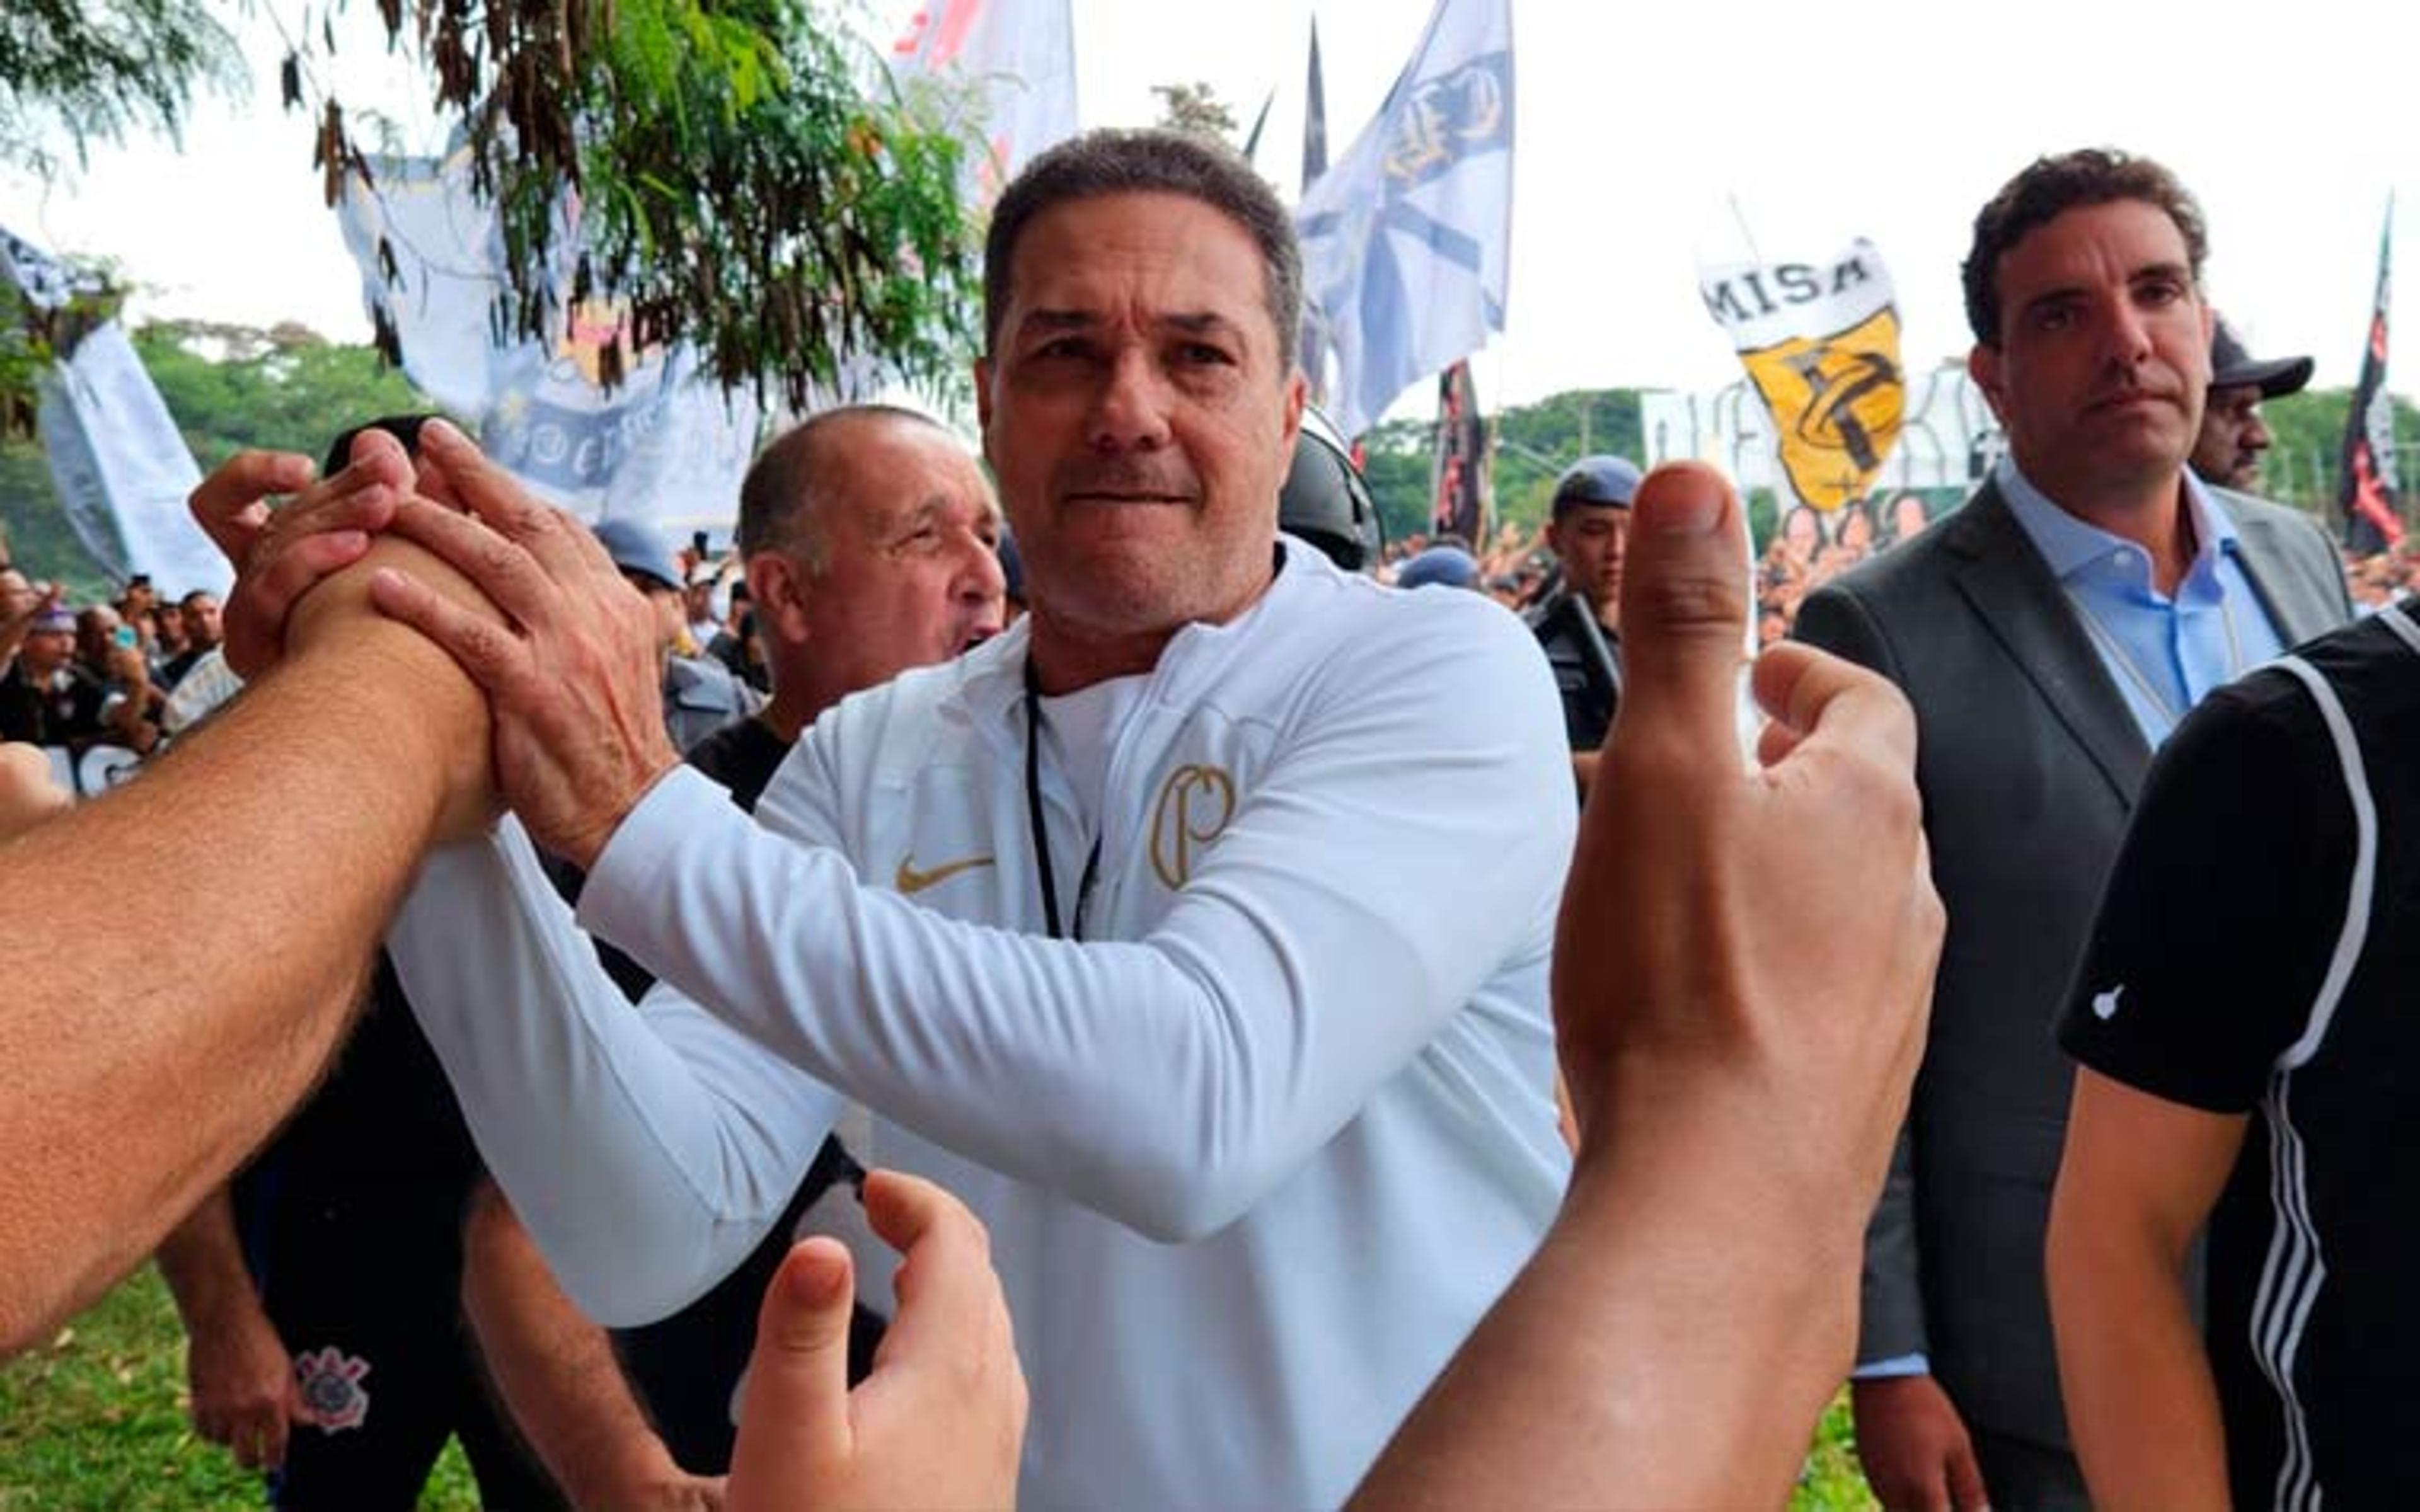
[2049,601,2420,1506]
[1524,454,1640,798]
[156,958,565,1510]
[0,605,111,747]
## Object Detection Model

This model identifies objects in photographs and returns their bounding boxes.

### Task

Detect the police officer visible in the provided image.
[591,517,759,753]
[1526,455,1642,796]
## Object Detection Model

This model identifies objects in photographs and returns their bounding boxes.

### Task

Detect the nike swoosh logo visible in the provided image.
[894,853,996,895]
[2092,985,2124,1021]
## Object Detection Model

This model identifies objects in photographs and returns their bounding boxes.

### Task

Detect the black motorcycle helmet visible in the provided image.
[1278,404,1383,573]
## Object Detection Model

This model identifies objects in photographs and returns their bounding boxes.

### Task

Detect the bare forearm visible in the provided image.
[463,1184,682,1503]
[158,1189,260,1332]
[0,543,491,1354]
[2049,1073,2244,1507]
[2048,1217,2229,1506]
[1354,1124,1862,1509]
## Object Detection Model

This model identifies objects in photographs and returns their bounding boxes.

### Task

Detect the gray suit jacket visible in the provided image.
[1794,478,2350,1452]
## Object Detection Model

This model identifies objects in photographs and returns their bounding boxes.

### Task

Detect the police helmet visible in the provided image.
[1279,404,1383,573]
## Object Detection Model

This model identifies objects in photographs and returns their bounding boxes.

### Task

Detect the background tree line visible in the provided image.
[1357,384,2420,554]
[9,328,2420,602]
[0,321,425,602]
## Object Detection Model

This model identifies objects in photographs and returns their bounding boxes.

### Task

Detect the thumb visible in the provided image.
[728,1239,858,1510]
[1611,462,1749,756]
[187,451,316,564]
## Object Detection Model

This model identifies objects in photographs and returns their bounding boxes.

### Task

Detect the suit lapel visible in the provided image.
[2219,496,2337,645]
[1943,483,2151,802]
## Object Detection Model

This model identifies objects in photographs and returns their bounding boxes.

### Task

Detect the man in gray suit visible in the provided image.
[1795,149,2350,1509]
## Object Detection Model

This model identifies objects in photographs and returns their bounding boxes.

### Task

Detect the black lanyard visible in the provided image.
[1023,655,1103,941]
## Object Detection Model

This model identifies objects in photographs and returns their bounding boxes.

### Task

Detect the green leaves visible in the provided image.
[7,0,979,418]
[0,0,245,180]
[367,0,978,411]
[0,260,130,444]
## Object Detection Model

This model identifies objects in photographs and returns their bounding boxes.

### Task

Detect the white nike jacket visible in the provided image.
[389,538,1576,1509]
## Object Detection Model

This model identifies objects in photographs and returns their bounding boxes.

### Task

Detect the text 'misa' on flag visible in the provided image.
[335,152,761,536]
[1698,240,1904,513]
[0,226,224,595]
[890,0,1079,210]
[2340,198,2402,553]
[1297,0,1513,440]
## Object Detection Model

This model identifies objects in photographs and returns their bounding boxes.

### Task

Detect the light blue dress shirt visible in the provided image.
[1999,457,2286,747]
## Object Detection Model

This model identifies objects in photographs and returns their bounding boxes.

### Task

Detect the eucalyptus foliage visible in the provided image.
[0,0,245,179]
[327,0,979,407]
[4,0,980,413]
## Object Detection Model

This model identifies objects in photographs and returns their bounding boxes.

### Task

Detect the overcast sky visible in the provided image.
[6,0,2416,419]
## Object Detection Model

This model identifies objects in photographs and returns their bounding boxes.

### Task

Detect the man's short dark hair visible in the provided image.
[1962,148,2209,348]
[983,127,1303,371]
[735,404,954,570]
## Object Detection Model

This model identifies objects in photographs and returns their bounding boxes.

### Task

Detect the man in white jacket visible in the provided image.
[256,128,1574,1508]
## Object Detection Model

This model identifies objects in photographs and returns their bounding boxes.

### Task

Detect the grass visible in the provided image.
[1801,1392,1881,1510]
[7,1268,1877,1509]
[0,1268,479,1511]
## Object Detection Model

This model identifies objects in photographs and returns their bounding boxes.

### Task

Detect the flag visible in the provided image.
[334,152,762,537]
[1296,0,1513,438]
[1697,239,1905,512]
[890,0,1079,210]
[1430,360,1489,543]
[1296,16,1331,405]
[330,149,504,418]
[0,226,225,595]
[1301,16,1329,192]
[1240,87,1276,163]
[2339,200,2402,553]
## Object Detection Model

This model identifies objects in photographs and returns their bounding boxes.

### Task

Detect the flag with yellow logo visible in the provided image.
[1697,240,1904,512]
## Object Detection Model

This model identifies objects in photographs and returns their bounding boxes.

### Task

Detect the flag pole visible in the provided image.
[1726,193,1764,267]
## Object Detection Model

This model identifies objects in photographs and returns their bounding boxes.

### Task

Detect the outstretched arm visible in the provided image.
[367,420,1571,1246]
[0,450,495,1356]
[1352,463,1940,1509]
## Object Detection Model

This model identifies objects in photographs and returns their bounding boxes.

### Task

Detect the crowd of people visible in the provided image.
[0,128,2412,1512]
[0,566,226,755]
